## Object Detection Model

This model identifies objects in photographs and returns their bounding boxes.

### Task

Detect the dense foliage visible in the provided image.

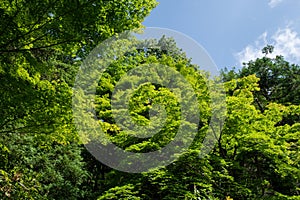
[91,41,300,199]
[0,0,157,199]
[1,1,299,199]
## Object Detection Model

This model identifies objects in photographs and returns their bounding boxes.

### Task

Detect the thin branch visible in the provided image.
[0,0,21,37]
[20,32,49,48]
[0,39,78,53]
[255,98,264,113]
[0,0,79,50]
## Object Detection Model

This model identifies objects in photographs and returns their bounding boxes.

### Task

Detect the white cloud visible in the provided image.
[272,28,300,60]
[268,0,284,8]
[235,27,300,66]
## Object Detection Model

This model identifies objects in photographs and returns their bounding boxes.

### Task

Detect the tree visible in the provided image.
[90,36,217,199]
[214,75,300,198]
[2,2,299,198]
[94,41,300,199]
[0,0,158,198]
[219,46,300,199]
[221,46,300,107]
[0,0,158,137]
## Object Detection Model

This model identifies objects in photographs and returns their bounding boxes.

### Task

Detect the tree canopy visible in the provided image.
[1,1,300,199]
[0,0,157,199]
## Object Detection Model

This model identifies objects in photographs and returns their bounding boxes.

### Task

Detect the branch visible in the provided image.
[0,0,85,51]
[255,98,264,113]
[0,39,78,53]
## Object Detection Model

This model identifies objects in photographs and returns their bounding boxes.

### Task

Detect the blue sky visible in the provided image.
[143,0,300,69]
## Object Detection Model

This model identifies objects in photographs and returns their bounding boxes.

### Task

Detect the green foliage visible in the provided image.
[97,184,141,200]
[218,49,300,199]
[1,1,299,198]
[93,36,215,199]
[221,46,300,107]
[95,45,300,199]
[0,0,157,137]
[0,0,157,199]
[0,133,88,199]
[94,36,210,154]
